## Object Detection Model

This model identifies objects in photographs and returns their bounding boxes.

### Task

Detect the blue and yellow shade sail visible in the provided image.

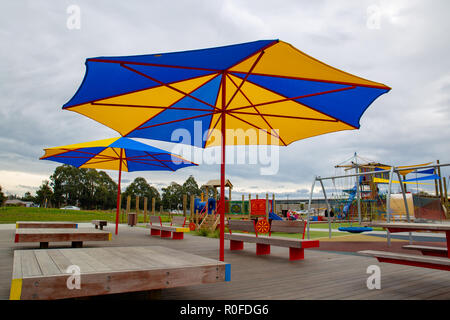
[40,137,197,172]
[63,40,391,148]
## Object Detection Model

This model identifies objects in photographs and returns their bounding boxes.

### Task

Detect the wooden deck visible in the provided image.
[10,246,229,300]
[0,226,449,300]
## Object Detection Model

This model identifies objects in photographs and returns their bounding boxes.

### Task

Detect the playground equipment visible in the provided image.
[189,179,283,231]
[307,156,450,239]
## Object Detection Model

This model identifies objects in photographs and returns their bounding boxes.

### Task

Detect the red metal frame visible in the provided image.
[376,257,450,272]
[219,71,226,262]
[115,149,123,235]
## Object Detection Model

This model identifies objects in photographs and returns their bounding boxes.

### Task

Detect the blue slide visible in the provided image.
[342,186,356,217]
[269,211,283,220]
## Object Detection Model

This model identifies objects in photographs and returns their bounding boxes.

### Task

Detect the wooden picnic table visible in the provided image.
[369,222,450,258]
[9,246,231,300]
[359,222,450,271]
[16,221,78,229]
[14,228,111,248]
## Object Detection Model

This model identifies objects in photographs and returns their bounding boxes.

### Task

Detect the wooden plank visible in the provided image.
[224,233,319,249]
[20,250,42,277]
[14,228,111,244]
[270,220,305,234]
[84,248,139,270]
[12,251,23,280]
[34,250,62,276]
[403,245,448,255]
[46,249,76,273]
[59,249,96,273]
[228,219,255,233]
[149,216,161,225]
[16,221,78,229]
[172,216,186,227]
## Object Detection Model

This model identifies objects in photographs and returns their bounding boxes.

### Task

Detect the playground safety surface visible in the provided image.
[0,225,449,300]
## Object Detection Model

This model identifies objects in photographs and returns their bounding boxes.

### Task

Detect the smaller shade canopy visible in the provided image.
[40,137,197,172]
[40,137,197,235]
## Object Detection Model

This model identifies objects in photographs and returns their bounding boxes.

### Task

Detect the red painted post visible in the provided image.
[172,232,184,240]
[219,72,226,262]
[256,243,271,255]
[161,230,171,238]
[289,248,305,261]
[115,149,123,235]
[230,240,244,251]
[150,229,160,236]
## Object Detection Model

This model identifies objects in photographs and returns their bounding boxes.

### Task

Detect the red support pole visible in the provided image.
[219,72,226,262]
[115,149,124,235]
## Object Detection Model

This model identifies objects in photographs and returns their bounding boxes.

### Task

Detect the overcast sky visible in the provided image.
[0,0,449,200]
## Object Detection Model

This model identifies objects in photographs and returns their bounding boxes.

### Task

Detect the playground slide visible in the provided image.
[342,188,356,215]
[269,211,283,221]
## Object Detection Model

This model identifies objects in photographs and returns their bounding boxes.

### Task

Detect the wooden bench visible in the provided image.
[14,228,112,248]
[148,216,189,240]
[92,220,108,230]
[9,246,231,300]
[16,221,78,229]
[224,219,320,261]
[402,245,448,257]
[358,250,450,271]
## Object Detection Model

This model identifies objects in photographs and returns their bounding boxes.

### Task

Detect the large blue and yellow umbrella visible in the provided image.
[40,137,197,234]
[62,39,390,260]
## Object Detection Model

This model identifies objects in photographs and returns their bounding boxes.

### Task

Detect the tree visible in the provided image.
[49,165,118,210]
[22,192,35,203]
[50,165,83,207]
[161,182,183,211]
[182,175,201,207]
[123,177,160,209]
[35,180,53,208]
[0,185,5,206]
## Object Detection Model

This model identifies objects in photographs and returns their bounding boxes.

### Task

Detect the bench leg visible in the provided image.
[289,248,304,261]
[150,229,160,236]
[161,230,172,238]
[72,241,83,248]
[256,243,271,256]
[172,232,184,240]
[230,240,244,251]
[40,242,49,249]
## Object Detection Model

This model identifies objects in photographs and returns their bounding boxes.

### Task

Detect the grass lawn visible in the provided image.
[0,206,174,224]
